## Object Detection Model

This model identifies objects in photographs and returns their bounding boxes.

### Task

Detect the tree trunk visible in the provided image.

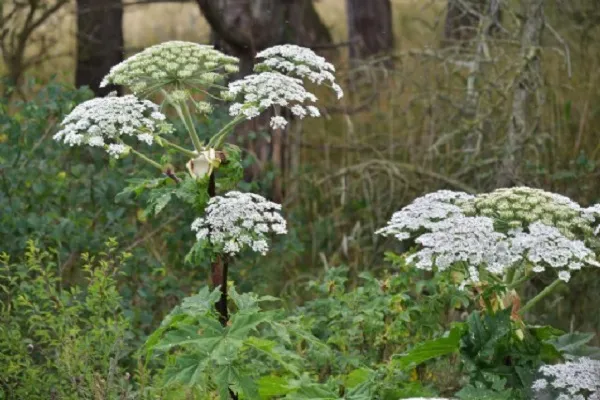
[76,0,124,96]
[496,0,545,187]
[443,0,503,46]
[346,0,394,66]
[197,0,333,202]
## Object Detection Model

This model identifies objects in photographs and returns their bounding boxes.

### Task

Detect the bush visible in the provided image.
[0,240,133,399]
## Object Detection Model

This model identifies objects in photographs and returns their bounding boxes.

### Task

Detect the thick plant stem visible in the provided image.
[519,278,562,315]
[180,101,204,152]
[173,102,204,153]
[207,172,230,327]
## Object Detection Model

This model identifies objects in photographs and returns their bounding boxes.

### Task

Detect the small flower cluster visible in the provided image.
[191,191,287,256]
[255,44,344,99]
[532,357,600,400]
[511,222,591,282]
[407,215,518,286]
[226,72,321,129]
[53,95,171,158]
[470,187,594,238]
[377,187,600,288]
[101,41,239,94]
[375,190,474,241]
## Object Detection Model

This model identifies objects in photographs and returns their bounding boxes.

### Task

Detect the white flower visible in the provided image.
[376,190,474,240]
[558,270,571,282]
[227,72,319,126]
[186,148,221,179]
[106,143,129,158]
[101,41,239,93]
[270,116,288,130]
[87,136,105,147]
[511,222,593,275]
[379,188,600,289]
[191,191,287,256]
[53,95,170,157]
[532,357,600,399]
[255,44,343,99]
[407,215,520,286]
[137,133,154,145]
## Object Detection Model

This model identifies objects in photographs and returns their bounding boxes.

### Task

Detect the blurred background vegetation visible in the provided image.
[2,0,600,356]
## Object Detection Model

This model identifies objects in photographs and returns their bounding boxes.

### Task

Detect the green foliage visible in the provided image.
[297,262,466,374]
[392,323,465,371]
[0,240,133,399]
[144,286,302,399]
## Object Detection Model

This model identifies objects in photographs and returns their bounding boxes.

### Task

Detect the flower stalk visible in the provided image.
[157,136,197,158]
[519,278,563,315]
[129,148,163,171]
[208,115,246,149]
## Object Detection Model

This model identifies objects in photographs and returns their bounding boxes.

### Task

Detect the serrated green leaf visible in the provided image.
[547,332,596,355]
[173,176,200,205]
[529,325,565,341]
[163,353,208,387]
[244,336,301,376]
[228,310,274,340]
[231,366,260,400]
[344,368,371,389]
[286,383,339,400]
[258,375,293,398]
[152,192,172,215]
[392,323,465,370]
[179,286,222,316]
[154,320,223,354]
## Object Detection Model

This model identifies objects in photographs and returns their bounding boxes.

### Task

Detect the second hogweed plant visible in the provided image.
[377,187,600,399]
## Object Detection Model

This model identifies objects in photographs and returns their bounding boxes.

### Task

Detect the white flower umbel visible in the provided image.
[406,215,519,287]
[255,44,344,99]
[375,190,475,241]
[532,357,600,400]
[100,41,239,94]
[191,191,287,256]
[53,95,171,158]
[511,222,593,281]
[226,72,320,129]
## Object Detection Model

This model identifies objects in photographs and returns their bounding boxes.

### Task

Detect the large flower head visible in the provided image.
[53,95,172,158]
[378,187,600,289]
[191,191,287,256]
[226,72,321,129]
[101,41,239,94]
[532,357,600,400]
[255,44,343,99]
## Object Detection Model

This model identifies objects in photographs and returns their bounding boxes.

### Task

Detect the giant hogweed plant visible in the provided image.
[377,187,600,398]
[53,41,343,398]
